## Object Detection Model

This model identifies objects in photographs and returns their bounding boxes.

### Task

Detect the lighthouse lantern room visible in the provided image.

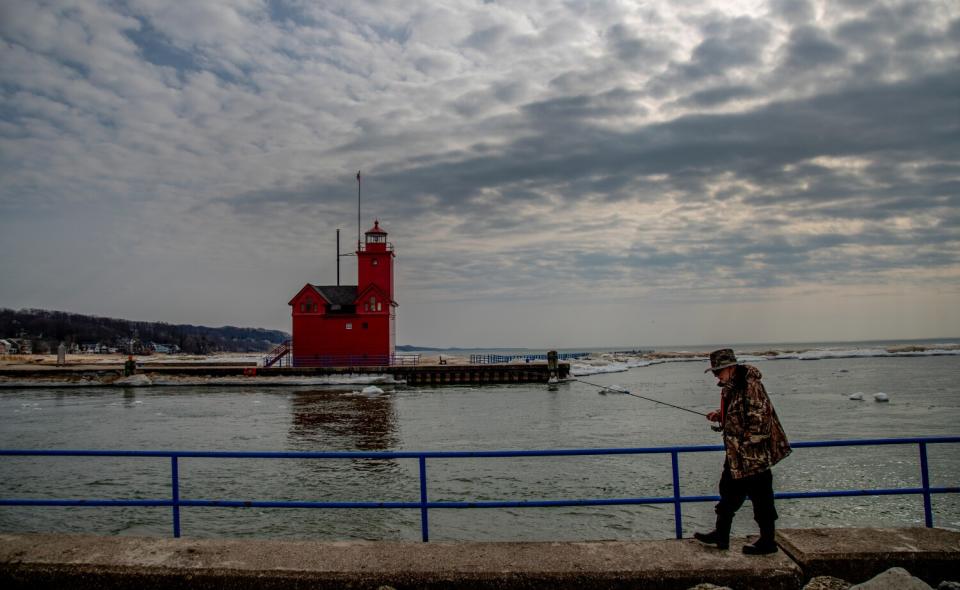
[287,220,397,366]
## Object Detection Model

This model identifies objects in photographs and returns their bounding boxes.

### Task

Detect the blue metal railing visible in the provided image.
[1,436,957,541]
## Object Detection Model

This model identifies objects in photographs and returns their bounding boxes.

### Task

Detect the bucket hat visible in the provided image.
[705,348,740,373]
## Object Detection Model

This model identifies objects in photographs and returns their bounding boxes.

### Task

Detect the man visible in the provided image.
[694,348,791,555]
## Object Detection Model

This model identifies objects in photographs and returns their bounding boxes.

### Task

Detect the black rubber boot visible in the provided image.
[742,523,777,555]
[694,514,731,550]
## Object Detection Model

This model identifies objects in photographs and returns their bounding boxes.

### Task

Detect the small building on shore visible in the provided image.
[287,221,397,366]
[1,338,32,354]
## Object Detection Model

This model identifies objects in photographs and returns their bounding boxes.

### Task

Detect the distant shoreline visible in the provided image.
[396,337,959,355]
[2,340,958,366]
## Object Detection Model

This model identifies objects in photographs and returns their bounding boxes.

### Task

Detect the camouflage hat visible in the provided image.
[705,348,740,373]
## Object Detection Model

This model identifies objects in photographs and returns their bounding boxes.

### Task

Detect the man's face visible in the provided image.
[713,365,735,385]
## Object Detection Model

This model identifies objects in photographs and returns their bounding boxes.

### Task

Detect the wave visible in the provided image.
[568,344,959,376]
[772,347,958,361]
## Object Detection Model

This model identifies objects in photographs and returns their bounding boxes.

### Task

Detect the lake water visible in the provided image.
[1,355,958,541]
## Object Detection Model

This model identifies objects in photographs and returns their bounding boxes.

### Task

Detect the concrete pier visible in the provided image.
[0,533,801,590]
[1,528,957,590]
[776,527,960,586]
[0,362,570,386]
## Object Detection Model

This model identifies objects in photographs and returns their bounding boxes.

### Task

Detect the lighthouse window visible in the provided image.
[345,323,352,330]
[372,258,378,266]
[377,302,382,311]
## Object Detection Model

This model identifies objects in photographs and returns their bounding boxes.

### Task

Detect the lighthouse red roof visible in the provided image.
[365,220,387,235]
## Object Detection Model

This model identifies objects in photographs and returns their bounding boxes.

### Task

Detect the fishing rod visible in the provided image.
[572,377,709,417]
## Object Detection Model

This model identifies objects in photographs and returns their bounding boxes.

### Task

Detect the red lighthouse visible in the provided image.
[287,221,397,366]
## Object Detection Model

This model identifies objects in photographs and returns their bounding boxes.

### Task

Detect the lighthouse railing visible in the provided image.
[470,352,591,364]
[290,353,419,367]
[262,340,292,368]
[358,242,394,252]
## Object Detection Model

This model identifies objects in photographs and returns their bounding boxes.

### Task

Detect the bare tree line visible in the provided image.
[0,308,288,354]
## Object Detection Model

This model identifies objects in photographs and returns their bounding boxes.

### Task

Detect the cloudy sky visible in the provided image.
[1,0,958,348]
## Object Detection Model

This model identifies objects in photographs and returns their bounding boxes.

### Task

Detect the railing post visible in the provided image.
[919,442,933,528]
[419,455,430,542]
[671,451,682,539]
[171,455,181,538]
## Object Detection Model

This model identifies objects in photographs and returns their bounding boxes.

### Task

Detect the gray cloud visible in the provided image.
[217,64,958,306]
[646,14,773,99]
[382,69,955,211]
[606,23,672,66]
[675,84,755,108]
[781,26,848,70]
[769,0,816,24]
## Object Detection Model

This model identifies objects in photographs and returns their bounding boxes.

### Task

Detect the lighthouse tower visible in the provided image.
[357,220,395,307]
[286,220,397,366]
[356,220,396,354]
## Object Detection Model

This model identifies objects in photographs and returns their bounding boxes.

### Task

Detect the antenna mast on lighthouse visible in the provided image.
[335,170,362,286]
[356,170,362,252]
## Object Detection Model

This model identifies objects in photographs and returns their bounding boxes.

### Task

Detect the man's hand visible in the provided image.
[706,410,720,422]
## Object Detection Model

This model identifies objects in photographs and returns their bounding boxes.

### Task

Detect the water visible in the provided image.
[1,355,958,541]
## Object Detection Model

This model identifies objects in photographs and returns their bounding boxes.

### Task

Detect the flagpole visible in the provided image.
[357,170,361,252]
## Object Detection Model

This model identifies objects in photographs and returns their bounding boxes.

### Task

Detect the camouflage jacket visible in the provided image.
[720,365,791,479]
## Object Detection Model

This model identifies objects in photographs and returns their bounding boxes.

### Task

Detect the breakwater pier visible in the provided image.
[0,361,570,386]
[1,527,958,589]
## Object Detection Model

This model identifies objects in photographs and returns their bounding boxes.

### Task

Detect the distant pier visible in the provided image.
[0,362,570,386]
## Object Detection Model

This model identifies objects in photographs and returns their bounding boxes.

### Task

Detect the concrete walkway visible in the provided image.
[1,528,957,590]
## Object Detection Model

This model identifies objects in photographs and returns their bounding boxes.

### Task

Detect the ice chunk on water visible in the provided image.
[848,392,864,401]
[570,362,629,376]
[361,385,385,395]
[115,374,152,387]
[873,392,889,402]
